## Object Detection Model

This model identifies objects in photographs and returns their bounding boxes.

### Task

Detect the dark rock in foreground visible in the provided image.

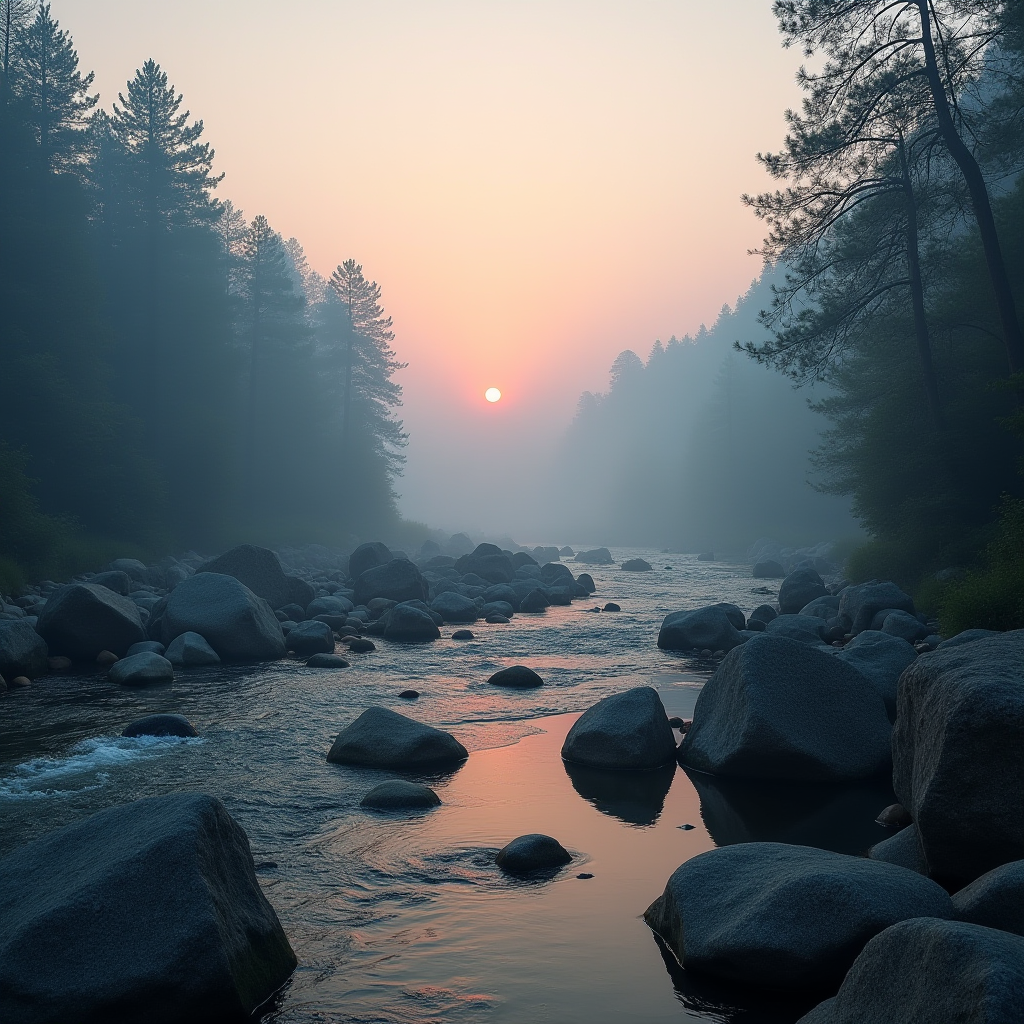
[122,713,198,738]
[562,686,676,770]
[952,860,1024,938]
[488,665,544,688]
[797,918,1024,1024]
[495,834,572,874]
[645,842,954,990]
[0,793,296,1024]
[360,780,441,809]
[0,620,48,680]
[658,606,745,652]
[327,707,467,769]
[36,583,146,661]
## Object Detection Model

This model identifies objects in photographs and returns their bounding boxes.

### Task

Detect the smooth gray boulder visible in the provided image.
[305,653,349,668]
[644,842,954,990]
[880,610,929,643]
[868,823,928,875]
[576,572,596,594]
[430,591,479,623]
[561,686,676,770]
[576,547,614,565]
[779,568,827,615]
[126,640,165,657]
[199,543,313,611]
[360,780,441,809]
[953,860,1024,937]
[799,595,840,619]
[306,595,354,618]
[165,631,221,667]
[0,793,296,1024]
[108,651,175,686]
[833,630,916,720]
[158,573,285,662]
[122,713,198,738]
[383,603,441,642]
[748,603,778,624]
[679,635,892,781]
[764,613,828,646]
[0,620,48,679]
[838,581,915,634]
[36,583,146,661]
[495,834,572,875]
[90,570,132,595]
[657,606,745,652]
[327,707,467,769]
[797,918,1024,1024]
[520,589,550,612]
[753,558,785,578]
[488,665,544,689]
[349,541,393,579]
[892,630,1024,885]
[284,619,334,656]
[354,559,428,606]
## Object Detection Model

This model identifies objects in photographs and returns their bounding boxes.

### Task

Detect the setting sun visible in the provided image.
[485,387,502,403]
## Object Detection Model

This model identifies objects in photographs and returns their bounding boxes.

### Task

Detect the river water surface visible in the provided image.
[0,551,895,1023]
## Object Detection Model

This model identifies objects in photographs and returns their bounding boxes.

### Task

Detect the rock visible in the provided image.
[451,629,474,640]
[559,546,574,557]
[46,655,72,672]
[796,918,1024,1024]
[753,559,786,578]
[0,793,296,1023]
[644,842,954,990]
[876,803,913,827]
[799,595,840,619]
[679,634,892,781]
[127,640,165,657]
[868,823,929,875]
[9,675,29,688]
[346,637,376,652]
[562,686,676,770]
[327,707,467,769]
[285,619,335,656]
[430,591,480,623]
[36,583,146,661]
[697,551,715,561]
[348,541,394,580]
[89,570,132,596]
[159,573,285,662]
[575,547,614,565]
[360,780,441,809]
[354,558,428,606]
[495,834,572,875]
[106,557,150,582]
[657,606,744,652]
[398,689,419,698]
[108,651,175,686]
[779,568,827,615]
[444,532,474,557]
[533,545,561,563]
[488,665,543,688]
[603,602,621,612]
[892,631,1024,885]
[453,544,515,585]
[165,631,221,667]
[122,713,198,738]
[306,595,354,618]
[953,860,1024,938]
[576,572,596,594]
[199,543,313,610]
[0,619,48,679]
[764,613,828,646]
[419,539,441,558]
[833,631,916,720]
[748,603,778,624]
[745,617,766,632]
[383,602,441,642]
[305,653,349,668]
[312,613,346,632]
[485,613,510,624]
[880,609,930,643]
[838,580,915,634]
[621,558,652,571]
[520,589,550,612]
[938,628,1000,649]
[95,650,118,667]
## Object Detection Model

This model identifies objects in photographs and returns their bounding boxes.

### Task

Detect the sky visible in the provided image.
[60,0,804,535]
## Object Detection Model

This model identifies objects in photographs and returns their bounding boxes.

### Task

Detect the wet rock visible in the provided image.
[485,613,511,624]
[354,558,428,606]
[892,630,1024,885]
[562,686,676,770]
[0,620,48,679]
[95,650,119,667]
[451,629,474,640]
[383,602,441,642]
[658,606,744,652]
[346,637,376,652]
[779,568,827,615]
[952,859,1024,938]
[838,580,915,635]
[576,573,596,594]
[360,780,441,809]
[644,842,954,990]
[305,653,349,668]
[306,595,354,618]
[165,631,221,667]
[36,583,146,661]
[488,665,544,688]
[89,570,132,596]
[833,631,916,720]
[679,635,892,781]
[349,541,394,579]
[753,559,785,578]
[520,589,550,612]
[622,558,652,572]
[430,591,479,623]
[796,918,1024,1024]
[0,792,296,1023]
[495,834,572,874]
[127,640,165,657]
[159,573,285,662]
[398,689,419,699]
[108,651,175,686]
[285,619,335,656]
[575,547,614,565]
[327,707,467,769]
[122,713,198,738]
[8,675,29,688]
[199,543,314,611]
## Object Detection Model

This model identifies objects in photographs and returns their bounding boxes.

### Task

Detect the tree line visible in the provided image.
[0,2,408,587]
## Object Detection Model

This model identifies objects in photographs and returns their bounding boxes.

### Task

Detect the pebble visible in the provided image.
[577,873,594,879]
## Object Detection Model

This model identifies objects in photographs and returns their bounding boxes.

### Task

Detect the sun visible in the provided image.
[485,387,502,403]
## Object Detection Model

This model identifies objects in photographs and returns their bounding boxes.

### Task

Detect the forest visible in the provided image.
[0,2,409,589]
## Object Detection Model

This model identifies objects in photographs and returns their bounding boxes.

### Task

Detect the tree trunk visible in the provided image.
[247,266,261,504]
[917,0,1024,377]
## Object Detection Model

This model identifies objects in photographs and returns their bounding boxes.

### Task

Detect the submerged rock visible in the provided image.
[36,583,146,661]
[575,547,614,565]
[0,793,296,1024]
[327,707,467,769]
[305,653,349,668]
[657,606,744,652]
[621,558,652,572]
[495,834,572,875]
[360,780,441,810]
[562,686,676,770]
[108,651,175,686]
[121,713,198,738]
[165,631,221,667]
[488,665,544,688]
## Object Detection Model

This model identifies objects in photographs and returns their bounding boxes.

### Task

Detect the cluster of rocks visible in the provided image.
[646,568,1024,1020]
[749,537,837,579]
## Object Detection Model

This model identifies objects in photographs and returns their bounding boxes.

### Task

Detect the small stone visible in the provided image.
[451,629,474,640]
[305,653,349,668]
[495,834,572,875]
[488,665,544,689]
[876,803,913,827]
[577,873,594,879]
[95,650,119,667]
[398,689,419,699]
[603,603,621,612]
[9,675,31,688]
[47,656,72,672]
[360,780,441,810]
[346,638,376,653]
[677,823,695,830]
[700,649,713,659]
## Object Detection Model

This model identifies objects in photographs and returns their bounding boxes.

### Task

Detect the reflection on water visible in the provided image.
[563,760,677,827]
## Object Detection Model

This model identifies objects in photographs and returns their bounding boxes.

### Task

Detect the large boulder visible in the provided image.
[158,573,285,662]
[454,544,514,584]
[327,707,467,769]
[797,918,1024,1024]
[575,547,614,565]
[198,544,313,611]
[892,631,1024,886]
[561,686,676,770]
[0,620,48,679]
[799,595,840,619]
[952,860,1024,938]
[779,568,827,615]
[657,606,745,652]
[644,842,954,990]
[430,591,479,624]
[353,558,428,606]
[383,603,441,642]
[36,583,146,661]
[348,541,393,580]
[679,635,892,781]
[838,581,914,634]
[833,631,916,720]
[0,793,296,1023]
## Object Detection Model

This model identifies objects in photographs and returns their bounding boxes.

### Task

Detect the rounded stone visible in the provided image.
[488,665,544,689]
[452,630,474,640]
[603,603,621,612]
[398,689,420,699]
[495,834,572,875]
[95,650,119,667]
[360,780,441,810]
[305,653,349,668]
[122,714,198,738]
[346,638,376,653]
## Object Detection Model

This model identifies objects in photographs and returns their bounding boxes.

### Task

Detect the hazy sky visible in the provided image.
[61,1,803,534]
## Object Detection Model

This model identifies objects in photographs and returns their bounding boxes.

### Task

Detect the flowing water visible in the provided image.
[0,552,895,1023]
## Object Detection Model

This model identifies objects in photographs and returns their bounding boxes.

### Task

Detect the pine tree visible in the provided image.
[0,0,32,97]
